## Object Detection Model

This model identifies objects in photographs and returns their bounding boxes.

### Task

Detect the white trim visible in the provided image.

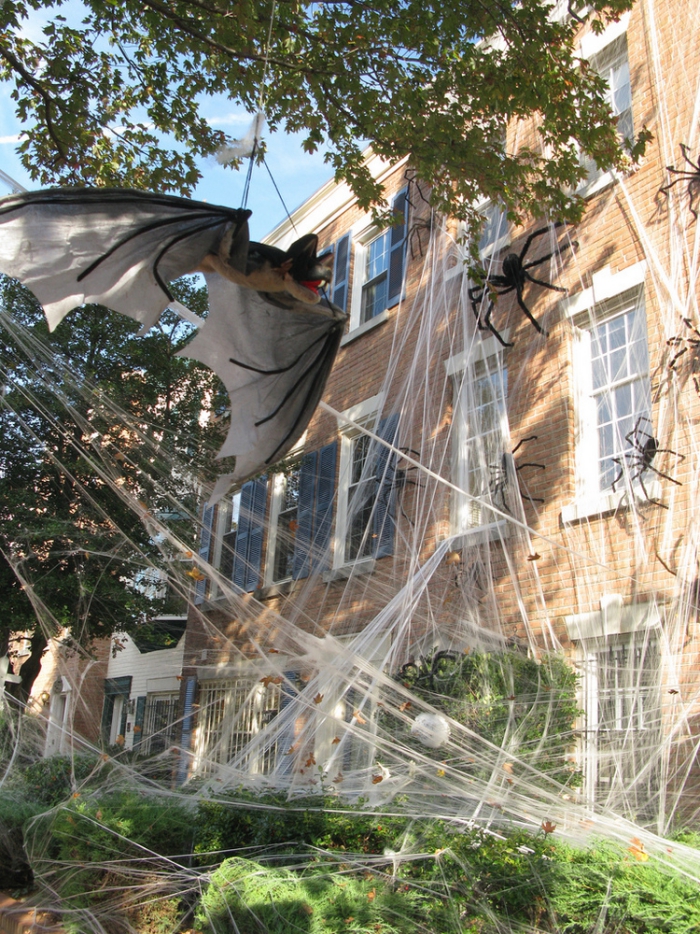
[447,340,510,534]
[564,597,661,642]
[579,12,630,60]
[560,262,647,319]
[333,394,384,569]
[561,268,651,520]
[263,150,410,251]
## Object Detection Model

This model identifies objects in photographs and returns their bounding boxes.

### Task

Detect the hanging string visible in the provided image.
[239,0,277,210]
[263,156,298,233]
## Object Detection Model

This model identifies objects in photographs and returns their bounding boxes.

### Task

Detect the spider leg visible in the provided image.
[514,289,547,336]
[646,463,682,485]
[639,470,668,508]
[483,300,514,347]
[511,435,538,455]
[668,346,687,369]
[611,457,625,492]
[518,223,564,261]
[653,447,686,462]
[523,271,568,293]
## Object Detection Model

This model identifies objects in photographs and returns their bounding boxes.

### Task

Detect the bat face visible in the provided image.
[0,186,347,485]
[208,232,334,305]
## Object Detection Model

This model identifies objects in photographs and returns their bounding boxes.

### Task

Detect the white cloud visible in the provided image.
[0,135,21,144]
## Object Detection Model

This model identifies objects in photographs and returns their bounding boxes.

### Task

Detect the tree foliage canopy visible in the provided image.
[0,276,227,696]
[1,0,644,226]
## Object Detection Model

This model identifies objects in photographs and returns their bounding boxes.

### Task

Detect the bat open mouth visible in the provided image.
[300,279,323,296]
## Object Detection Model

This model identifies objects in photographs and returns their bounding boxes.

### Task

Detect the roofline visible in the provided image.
[263,147,410,249]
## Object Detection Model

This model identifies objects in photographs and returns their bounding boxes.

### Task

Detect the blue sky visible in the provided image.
[0,96,336,241]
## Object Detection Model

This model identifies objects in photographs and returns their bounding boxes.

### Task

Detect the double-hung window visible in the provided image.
[267,469,301,583]
[265,442,338,584]
[579,17,633,193]
[448,336,509,533]
[564,264,651,519]
[565,599,662,817]
[345,189,408,333]
[334,397,399,568]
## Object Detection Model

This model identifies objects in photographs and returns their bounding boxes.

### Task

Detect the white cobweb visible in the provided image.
[2,12,700,930]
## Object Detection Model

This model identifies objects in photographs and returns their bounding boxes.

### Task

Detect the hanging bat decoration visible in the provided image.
[0,188,345,484]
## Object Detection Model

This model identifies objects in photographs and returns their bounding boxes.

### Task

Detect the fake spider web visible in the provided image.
[2,6,700,930]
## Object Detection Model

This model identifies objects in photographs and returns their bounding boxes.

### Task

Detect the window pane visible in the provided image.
[590,306,651,490]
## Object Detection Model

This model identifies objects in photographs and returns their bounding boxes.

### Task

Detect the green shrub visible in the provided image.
[396,649,582,787]
[196,857,424,934]
[551,841,700,934]
[0,795,44,890]
[22,754,103,807]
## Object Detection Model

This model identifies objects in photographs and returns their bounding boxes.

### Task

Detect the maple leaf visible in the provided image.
[333,773,344,783]
[332,736,341,744]
[436,768,446,777]
[502,762,514,774]
[268,648,279,654]
[527,552,541,561]
[313,692,324,704]
[398,701,412,712]
[371,774,384,784]
[305,754,316,767]
[541,820,556,835]
[353,710,367,724]
[367,890,376,901]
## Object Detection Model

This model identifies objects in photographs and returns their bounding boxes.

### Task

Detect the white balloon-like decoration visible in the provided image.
[411,712,451,748]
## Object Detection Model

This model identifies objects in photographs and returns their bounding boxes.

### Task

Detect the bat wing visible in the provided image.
[0,188,250,332]
[181,273,346,483]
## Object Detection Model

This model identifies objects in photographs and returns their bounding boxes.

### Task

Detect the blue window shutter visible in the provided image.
[133,696,146,749]
[244,478,267,592]
[176,676,197,786]
[373,413,400,558]
[194,503,215,605]
[232,481,255,589]
[332,233,351,312]
[387,189,408,307]
[292,451,318,580]
[311,441,337,572]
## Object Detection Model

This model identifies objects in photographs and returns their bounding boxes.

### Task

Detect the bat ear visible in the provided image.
[287,234,319,278]
[317,251,334,272]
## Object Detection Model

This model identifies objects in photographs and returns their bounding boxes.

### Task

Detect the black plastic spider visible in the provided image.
[611,416,684,508]
[660,144,700,219]
[489,436,546,513]
[667,317,700,394]
[468,222,576,348]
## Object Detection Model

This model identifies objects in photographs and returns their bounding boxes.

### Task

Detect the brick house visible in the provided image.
[178,0,700,827]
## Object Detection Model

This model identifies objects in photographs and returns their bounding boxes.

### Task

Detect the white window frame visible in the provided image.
[476,199,510,260]
[577,13,632,198]
[561,262,653,522]
[446,334,510,537]
[193,667,285,778]
[264,469,300,586]
[564,597,662,809]
[343,218,397,340]
[445,203,510,282]
[333,393,384,570]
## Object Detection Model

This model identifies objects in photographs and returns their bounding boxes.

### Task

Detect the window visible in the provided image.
[579,18,633,192]
[562,262,651,520]
[347,189,408,333]
[588,303,651,491]
[448,336,509,532]
[265,442,338,585]
[195,676,283,776]
[477,201,509,259]
[566,599,661,818]
[334,397,399,568]
[268,469,301,583]
[137,693,179,756]
[44,678,71,757]
[218,491,241,582]
[101,676,132,746]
